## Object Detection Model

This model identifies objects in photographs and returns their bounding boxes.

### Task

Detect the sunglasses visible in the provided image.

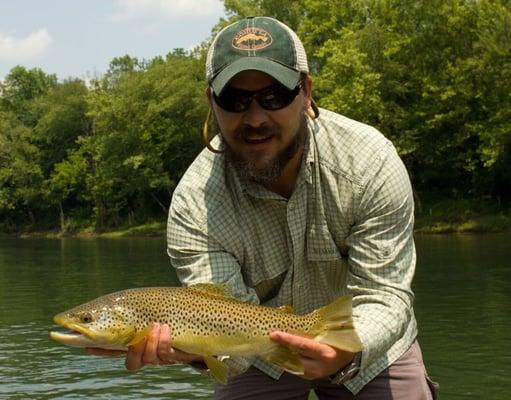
[213,82,302,113]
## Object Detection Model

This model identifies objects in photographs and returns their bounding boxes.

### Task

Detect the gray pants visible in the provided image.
[215,341,439,400]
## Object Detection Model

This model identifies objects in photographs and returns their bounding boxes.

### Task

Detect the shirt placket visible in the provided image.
[285,177,308,314]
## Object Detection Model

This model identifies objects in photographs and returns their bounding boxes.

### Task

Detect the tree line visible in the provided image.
[0,0,509,232]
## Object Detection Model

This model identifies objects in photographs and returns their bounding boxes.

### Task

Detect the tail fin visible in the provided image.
[312,295,363,353]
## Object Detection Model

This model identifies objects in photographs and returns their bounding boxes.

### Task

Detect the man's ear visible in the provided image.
[302,75,319,119]
[302,75,313,109]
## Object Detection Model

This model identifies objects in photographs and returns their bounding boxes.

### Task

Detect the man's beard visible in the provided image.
[222,114,308,186]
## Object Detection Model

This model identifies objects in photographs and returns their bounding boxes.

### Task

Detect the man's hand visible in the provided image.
[86,323,202,371]
[270,331,355,380]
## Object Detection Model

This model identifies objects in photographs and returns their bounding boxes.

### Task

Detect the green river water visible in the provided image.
[0,234,509,399]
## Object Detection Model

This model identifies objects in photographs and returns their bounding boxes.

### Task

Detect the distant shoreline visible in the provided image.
[4,213,510,239]
[414,214,511,234]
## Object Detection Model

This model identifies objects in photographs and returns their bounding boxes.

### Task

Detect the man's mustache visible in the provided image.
[234,125,279,139]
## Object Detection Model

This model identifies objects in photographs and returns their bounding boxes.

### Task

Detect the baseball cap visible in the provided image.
[206,16,309,95]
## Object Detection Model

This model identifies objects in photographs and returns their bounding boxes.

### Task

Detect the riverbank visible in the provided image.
[413,196,510,234]
[2,196,509,238]
[414,213,511,234]
[10,222,167,239]
[8,213,511,238]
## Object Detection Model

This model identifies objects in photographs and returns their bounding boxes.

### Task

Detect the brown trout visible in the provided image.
[50,284,362,383]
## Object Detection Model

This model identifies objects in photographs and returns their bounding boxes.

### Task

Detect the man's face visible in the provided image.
[209,70,312,185]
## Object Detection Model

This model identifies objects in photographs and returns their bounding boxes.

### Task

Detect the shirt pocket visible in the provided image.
[306,223,346,262]
[306,223,349,293]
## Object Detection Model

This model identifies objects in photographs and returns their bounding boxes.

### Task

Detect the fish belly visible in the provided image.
[172,332,272,358]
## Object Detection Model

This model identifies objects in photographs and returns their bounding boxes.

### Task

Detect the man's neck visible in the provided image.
[266,145,305,199]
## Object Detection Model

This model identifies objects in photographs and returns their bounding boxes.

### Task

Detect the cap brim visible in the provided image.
[211,57,301,95]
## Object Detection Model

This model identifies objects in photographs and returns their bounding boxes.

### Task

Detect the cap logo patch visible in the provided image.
[232,27,272,51]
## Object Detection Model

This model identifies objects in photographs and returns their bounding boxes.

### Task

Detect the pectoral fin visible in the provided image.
[126,325,153,347]
[204,356,230,384]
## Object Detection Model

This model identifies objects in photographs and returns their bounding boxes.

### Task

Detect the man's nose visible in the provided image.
[242,98,269,127]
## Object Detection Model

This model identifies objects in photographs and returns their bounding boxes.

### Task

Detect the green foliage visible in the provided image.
[0,66,57,126]
[301,0,510,198]
[81,49,206,228]
[0,111,43,227]
[224,0,305,29]
[0,0,510,232]
[33,79,90,175]
[0,50,207,231]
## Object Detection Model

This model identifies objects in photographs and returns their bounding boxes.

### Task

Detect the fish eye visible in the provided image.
[80,313,93,324]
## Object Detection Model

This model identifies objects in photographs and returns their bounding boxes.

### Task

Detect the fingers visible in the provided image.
[142,323,166,365]
[156,324,203,364]
[125,323,202,372]
[270,331,333,359]
[126,323,169,370]
[125,334,149,371]
[155,323,173,362]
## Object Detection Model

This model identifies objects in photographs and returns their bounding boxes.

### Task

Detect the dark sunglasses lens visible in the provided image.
[214,88,251,112]
[215,84,300,112]
[258,85,299,110]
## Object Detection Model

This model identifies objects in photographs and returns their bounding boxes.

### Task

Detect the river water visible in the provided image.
[0,234,509,399]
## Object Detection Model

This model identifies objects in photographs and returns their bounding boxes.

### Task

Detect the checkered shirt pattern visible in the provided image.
[166,108,418,394]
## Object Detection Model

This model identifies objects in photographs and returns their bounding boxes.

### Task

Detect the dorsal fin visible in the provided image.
[189,283,234,298]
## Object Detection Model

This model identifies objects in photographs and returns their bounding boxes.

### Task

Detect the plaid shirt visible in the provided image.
[167,108,417,394]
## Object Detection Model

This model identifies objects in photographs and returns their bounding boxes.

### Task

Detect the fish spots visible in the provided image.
[56,286,329,354]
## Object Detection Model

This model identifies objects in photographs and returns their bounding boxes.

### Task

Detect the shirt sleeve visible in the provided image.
[346,140,416,370]
[166,189,260,304]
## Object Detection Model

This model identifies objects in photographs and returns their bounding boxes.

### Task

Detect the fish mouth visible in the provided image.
[50,315,126,350]
[53,314,91,336]
[49,330,97,348]
[50,314,96,348]
[49,329,127,350]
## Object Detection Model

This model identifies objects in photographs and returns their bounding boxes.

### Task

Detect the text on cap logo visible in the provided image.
[232,27,272,51]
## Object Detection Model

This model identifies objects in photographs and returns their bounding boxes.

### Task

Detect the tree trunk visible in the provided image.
[59,202,66,233]
[150,191,168,214]
[28,210,35,226]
